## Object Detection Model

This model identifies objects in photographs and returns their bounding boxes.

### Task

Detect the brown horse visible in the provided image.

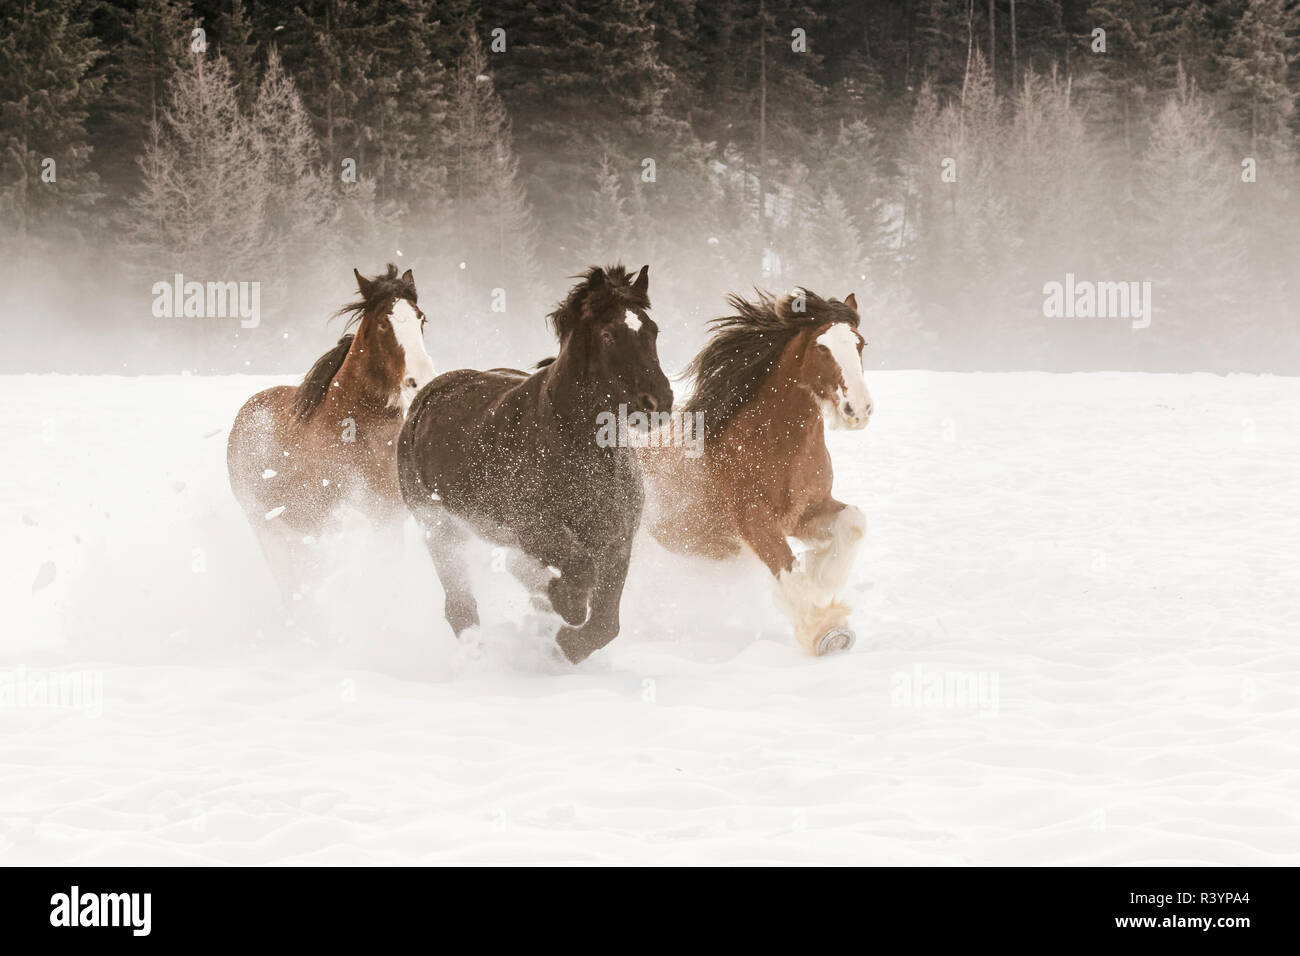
[639,289,872,655]
[227,265,436,606]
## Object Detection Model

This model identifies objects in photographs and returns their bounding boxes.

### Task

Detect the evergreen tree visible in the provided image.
[914,0,976,100]
[1080,0,1158,157]
[1136,68,1244,342]
[447,30,539,313]
[101,0,191,196]
[128,52,267,279]
[806,185,867,293]
[819,118,888,262]
[275,1,451,222]
[217,0,258,112]
[581,156,636,264]
[1150,0,1218,92]
[1220,0,1298,158]
[0,0,105,246]
[478,0,681,248]
[253,46,329,271]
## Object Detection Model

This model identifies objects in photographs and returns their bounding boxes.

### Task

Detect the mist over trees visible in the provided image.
[1,0,1297,373]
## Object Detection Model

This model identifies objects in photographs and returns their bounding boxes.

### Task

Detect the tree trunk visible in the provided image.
[988,0,996,88]
[962,0,973,107]
[759,0,768,252]
[324,2,335,159]
[1010,0,1017,87]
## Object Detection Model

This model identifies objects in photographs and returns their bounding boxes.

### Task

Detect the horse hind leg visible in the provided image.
[248,523,325,639]
[412,503,480,638]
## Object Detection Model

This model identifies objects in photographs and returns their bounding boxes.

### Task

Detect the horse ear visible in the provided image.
[632,264,649,296]
[844,292,858,312]
[401,269,415,294]
[353,268,372,298]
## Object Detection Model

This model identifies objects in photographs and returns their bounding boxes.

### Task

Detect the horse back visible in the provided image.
[226,384,297,512]
[399,368,538,506]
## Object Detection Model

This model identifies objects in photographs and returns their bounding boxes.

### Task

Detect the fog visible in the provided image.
[2,2,1296,378]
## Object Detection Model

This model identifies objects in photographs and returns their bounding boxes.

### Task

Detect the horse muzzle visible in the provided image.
[835,396,873,430]
[634,381,674,417]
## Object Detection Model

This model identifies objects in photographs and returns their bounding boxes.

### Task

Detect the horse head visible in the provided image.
[346,264,436,412]
[791,292,872,430]
[548,264,673,418]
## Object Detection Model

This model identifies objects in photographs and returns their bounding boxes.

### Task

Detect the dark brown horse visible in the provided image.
[398,265,673,663]
[227,265,436,606]
[639,289,872,655]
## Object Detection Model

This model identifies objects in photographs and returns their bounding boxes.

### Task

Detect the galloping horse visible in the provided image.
[398,265,673,663]
[639,289,872,655]
[227,265,436,604]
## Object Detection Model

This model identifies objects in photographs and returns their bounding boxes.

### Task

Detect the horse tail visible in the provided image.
[292,334,355,421]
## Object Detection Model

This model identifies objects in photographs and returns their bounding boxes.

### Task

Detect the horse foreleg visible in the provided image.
[523,522,597,628]
[554,533,633,664]
[784,501,867,655]
[796,500,867,596]
[738,501,860,655]
[736,503,797,577]
[412,504,480,637]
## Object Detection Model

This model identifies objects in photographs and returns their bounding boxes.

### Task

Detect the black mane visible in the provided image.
[681,289,859,433]
[292,334,354,421]
[547,265,650,339]
[332,262,417,330]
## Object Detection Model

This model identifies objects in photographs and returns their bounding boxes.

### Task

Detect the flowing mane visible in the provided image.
[292,334,354,421]
[291,264,417,421]
[547,265,650,339]
[681,289,860,433]
[331,262,417,329]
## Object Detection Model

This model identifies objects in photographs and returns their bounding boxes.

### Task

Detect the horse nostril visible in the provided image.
[640,393,659,413]
[844,403,855,417]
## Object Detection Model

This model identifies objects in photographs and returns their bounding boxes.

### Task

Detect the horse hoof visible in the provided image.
[816,625,855,656]
[548,579,591,626]
[555,627,593,664]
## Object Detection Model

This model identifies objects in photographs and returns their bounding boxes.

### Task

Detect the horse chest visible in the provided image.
[788,439,833,502]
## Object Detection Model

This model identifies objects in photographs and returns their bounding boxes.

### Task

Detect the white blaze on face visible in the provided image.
[624,309,642,332]
[816,322,871,429]
[389,298,436,411]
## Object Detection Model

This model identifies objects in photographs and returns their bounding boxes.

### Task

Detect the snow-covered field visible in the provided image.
[2,370,1298,865]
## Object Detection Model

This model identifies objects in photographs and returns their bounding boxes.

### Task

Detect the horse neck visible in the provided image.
[334,324,397,412]
[539,347,620,452]
[757,339,824,438]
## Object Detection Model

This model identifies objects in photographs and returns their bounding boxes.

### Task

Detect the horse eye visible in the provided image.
[601,328,615,345]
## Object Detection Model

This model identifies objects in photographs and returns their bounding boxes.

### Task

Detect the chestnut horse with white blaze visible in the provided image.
[226,265,436,605]
[639,289,872,655]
